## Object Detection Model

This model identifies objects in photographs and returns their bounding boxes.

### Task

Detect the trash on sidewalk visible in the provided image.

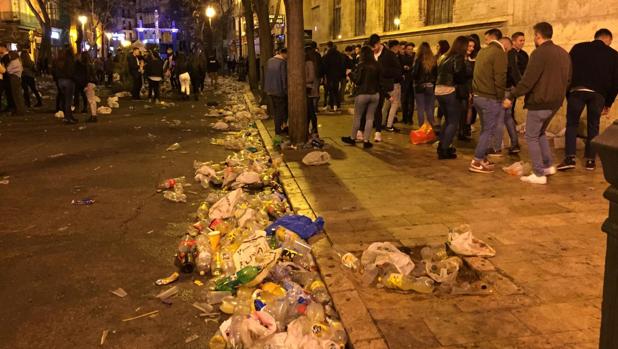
[448,224,496,257]
[110,288,128,298]
[302,151,331,166]
[97,106,112,114]
[71,198,95,205]
[54,110,64,119]
[502,161,531,176]
[155,272,179,286]
[166,143,181,151]
[121,310,159,322]
[410,122,437,145]
[100,329,109,345]
[107,96,120,108]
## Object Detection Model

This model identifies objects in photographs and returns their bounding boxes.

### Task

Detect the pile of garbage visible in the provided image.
[350,224,497,296]
[155,78,348,348]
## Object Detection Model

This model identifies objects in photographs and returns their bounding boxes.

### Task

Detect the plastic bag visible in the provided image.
[213,121,230,130]
[501,161,531,176]
[361,242,415,276]
[238,311,278,347]
[265,215,325,240]
[302,151,331,166]
[448,224,496,257]
[410,122,436,145]
[209,188,244,220]
[54,110,64,119]
[97,106,112,114]
[425,256,461,283]
[236,171,261,185]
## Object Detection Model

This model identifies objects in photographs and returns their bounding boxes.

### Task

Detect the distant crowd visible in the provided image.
[263,22,618,184]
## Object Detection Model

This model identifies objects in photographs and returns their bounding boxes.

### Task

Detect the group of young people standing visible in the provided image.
[339,22,618,184]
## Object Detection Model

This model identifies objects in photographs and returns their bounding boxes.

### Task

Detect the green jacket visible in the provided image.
[509,40,572,111]
[472,41,507,100]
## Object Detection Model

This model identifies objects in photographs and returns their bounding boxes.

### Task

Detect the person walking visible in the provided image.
[264,48,288,135]
[469,29,507,173]
[128,47,143,100]
[145,50,164,103]
[384,40,404,132]
[400,42,416,125]
[78,52,99,123]
[206,54,221,88]
[305,47,320,136]
[175,52,191,100]
[490,37,520,155]
[0,45,15,112]
[73,53,89,114]
[509,32,529,121]
[341,46,381,149]
[322,41,346,112]
[104,56,114,87]
[189,52,205,100]
[557,28,618,172]
[412,42,437,128]
[503,22,571,184]
[20,50,42,108]
[434,36,468,159]
[434,39,451,130]
[7,51,26,115]
[53,47,77,124]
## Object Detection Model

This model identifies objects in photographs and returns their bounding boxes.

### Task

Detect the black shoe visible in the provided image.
[585,159,596,171]
[341,136,356,145]
[508,145,521,155]
[363,141,373,149]
[86,116,98,123]
[557,157,576,171]
[63,117,78,124]
[437,144,457,160]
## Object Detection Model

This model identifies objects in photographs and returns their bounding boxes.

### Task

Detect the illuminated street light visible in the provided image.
[337,34,342,39]
[394,17,401,30]
[78,15,88,26]
[78,15,88,52]
[206,6,216,26]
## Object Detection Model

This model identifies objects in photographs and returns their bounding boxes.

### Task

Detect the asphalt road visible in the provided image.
[0,88,232,348]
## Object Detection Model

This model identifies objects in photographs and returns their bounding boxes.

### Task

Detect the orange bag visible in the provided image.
[410,122,436,145]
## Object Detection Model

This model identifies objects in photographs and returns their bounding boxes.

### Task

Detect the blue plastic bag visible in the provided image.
[265,215,325,240]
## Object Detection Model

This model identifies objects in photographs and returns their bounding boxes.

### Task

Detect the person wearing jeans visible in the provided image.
[412,42,437,127]
[384,82,401,130]
[469,29,507,173]
[264,49,288,135]
[504,22,572,184]
[557,28,618,171]
[493,101,519,153]
[415,85,435,126]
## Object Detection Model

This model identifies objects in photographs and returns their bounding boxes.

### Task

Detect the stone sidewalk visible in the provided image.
[263,108,608,349]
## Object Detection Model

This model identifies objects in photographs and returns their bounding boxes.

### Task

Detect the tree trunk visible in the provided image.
[254,0,273,100]
[283,0,307,144]
[241,0,258,91]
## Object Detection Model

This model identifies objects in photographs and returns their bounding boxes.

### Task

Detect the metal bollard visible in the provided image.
[592,120,618,349]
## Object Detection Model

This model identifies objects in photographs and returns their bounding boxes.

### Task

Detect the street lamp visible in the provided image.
[78,15,88,51]
[206,6,216,26]
[394,17,401,30]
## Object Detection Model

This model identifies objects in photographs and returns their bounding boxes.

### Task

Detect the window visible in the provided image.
[426,0,454,26]
[355,0,366,36]
[383,0,401,32]
[332,0,342,39]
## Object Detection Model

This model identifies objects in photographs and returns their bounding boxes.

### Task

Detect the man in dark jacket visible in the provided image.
[510,32,529,120]
[321,42,346,112]
[504,22,571,184]
[399,42,415,125]
[264,48,288,135]
[127,47,143,99]
[557,28,618,171]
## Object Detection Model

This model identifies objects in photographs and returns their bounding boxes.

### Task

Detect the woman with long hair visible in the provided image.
[412,42,438,127]
[53,47,76,123]
[341,46,381,149]
[434,36,468,159]
[458,37,477,140]
[20,50,42,108]
[145,50,164,103]
[434,39,451,128]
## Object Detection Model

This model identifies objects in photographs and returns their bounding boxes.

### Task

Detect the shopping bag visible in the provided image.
[410,122,436,145]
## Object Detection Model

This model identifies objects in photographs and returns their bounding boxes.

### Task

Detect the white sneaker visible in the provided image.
[520,173,547,184]
[374,132,382,143]
[543,166,557,176]
[356,130,364,141]
[333,106,338,111]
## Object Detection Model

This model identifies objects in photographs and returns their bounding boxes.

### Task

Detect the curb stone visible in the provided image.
[243,90,389,349]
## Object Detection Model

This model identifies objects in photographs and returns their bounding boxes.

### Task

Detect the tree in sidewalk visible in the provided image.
[253,0,277,98]
[24,0,53,66]
[83,0,119,56]
[241,0,258,91]
[283,0,307,144]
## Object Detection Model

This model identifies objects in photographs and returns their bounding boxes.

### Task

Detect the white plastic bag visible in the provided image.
[213,121,230,130]
[209,188,244,219]
[448,224,496,257]
[425,256,462,283]
[54,110,64,119]
[361,242,414,276]
[236,171,260,185]
[302,151,331,166]
[97,106,112,114]
[501,161,530,176]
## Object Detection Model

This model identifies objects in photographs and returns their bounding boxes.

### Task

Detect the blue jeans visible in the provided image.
[57,78,75,119]
[436,92,462,150]
[526,109,556,176]
[473,96,502,160]
[415,85,435,126]
[353,93,379,141]
[493,107,519,150]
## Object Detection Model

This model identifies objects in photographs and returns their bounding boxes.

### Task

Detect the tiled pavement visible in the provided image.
[263,106,608,349]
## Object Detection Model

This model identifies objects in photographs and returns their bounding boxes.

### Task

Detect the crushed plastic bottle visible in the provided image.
[335,248,360,271]
[214,265,262,292]
[174,235,197,273]
[307,279,331,304]
[157,176,186,190]
[163,183,187,202]
[381,273,435,294]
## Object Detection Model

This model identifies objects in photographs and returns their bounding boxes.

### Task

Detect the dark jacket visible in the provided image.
[73,61,87,86]
[206,57,220,73]
[54,56,75,80]
[399,53,415,84]
[22,56,36,78]
[175,55,189,75]
[264,55,287,96]
[350,61,381,95]
[377,46,403,90]
[514,49,529,77]
[322,48,346,80]
[569,39,618,107]
[146,56,164,78]
[507,50,522,87]
[127,54,142,77]
[472,41,508,100]
[436,54,466,87]
[412,60,437,85]
[510,40,572,111]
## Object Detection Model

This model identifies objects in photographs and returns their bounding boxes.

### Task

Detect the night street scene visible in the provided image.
[1,0,618,348]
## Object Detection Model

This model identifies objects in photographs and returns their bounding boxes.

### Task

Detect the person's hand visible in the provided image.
[502,99,512,109]
[602,107,610,116]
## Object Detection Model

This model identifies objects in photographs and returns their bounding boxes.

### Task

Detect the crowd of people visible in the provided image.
[0,45,44,116]
[264,21,618,184]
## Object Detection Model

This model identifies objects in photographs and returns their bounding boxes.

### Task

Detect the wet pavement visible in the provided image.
[0,90,229,348]
[263,106,607,349]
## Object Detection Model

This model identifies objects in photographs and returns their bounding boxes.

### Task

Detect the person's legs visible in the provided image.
[472,96,501,161]
[504,107,519,147]
[80,88,88,112]
[148,80,155,99]
[424,88,436,127]
[525,109,555,176]
[386,83,401,128]
[584,92,605,160]
[373,92,386,132]
[415,92,426,126]
[493,107,506,151]
[327,78,337,109]
[22,76,31,107]
[10,76,26,114]
[401,82,411,124]
[363,94,379,141]
[132,75,141,99]
[85,83,97,117]
[351,95,368,138]
[271,95,285,134]
[338,78,346,108]
[564,92,586,159]
[439,93,462,151]
[154,81,161,101]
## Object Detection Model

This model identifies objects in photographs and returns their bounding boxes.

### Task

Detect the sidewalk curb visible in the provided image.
[243,91,389,349]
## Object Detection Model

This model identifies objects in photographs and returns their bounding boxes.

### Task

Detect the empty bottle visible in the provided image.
[308,279,331,304]
[196,249,212,276]
[214,265,262,292]
[174,235,197,273]
[381,273,435,294]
